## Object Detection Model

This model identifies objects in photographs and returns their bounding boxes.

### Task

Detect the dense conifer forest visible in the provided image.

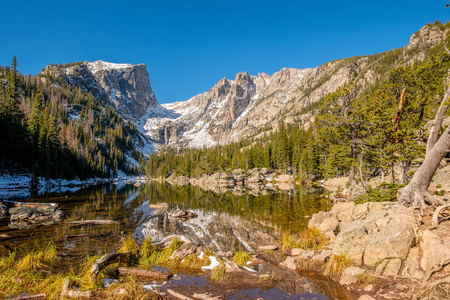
[0,58,144,179]
[146,34,450,185]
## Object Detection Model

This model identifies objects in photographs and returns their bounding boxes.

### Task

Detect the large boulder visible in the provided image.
[333,223,370,266]
[331,202,356,221]
[308,211,339,235]
[363,222,416,267]
[420,229,450,276]
[339,267,366,285]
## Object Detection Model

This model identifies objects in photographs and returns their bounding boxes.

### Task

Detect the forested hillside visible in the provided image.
[146,22,450,185]
[0,58,145,179]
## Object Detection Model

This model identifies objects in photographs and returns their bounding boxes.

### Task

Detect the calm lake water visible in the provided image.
[0,181,351,299]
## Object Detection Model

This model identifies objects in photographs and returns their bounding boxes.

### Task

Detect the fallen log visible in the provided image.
[118,267,171,280]
[90,252,130,281]
[69,220,119,226]
[193,292,223,300]
[170,243,202,259]
[10,294,47,300]
[149,202,169,210]
[166,289,193,300]
[3,200,59,208]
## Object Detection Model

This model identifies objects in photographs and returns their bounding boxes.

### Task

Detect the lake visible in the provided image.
[0,181,352,299]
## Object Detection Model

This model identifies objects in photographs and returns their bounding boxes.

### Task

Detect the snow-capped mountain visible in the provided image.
[44,60,159,121]
[45,24,447,153]
[142,64,359,148]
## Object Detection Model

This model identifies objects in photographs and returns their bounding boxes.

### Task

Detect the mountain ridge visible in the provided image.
[44,22,450,153]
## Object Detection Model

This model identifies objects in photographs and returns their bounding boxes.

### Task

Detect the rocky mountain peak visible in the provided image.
[44,60,159,121]
[409,23,448,49]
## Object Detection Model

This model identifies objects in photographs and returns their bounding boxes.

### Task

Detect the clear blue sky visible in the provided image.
[0,0,449,103]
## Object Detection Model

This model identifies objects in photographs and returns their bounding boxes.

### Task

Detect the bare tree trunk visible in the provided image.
[398,125,450,207]
[399,74,450,208]
[426,80,450,155]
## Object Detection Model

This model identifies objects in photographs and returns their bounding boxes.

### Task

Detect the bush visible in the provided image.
[355,183,405,204]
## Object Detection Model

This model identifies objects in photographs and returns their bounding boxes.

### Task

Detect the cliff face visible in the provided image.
[143,62,365,148]
[44,60,159,121]
[142,23,450,149]
[45,23,449,153]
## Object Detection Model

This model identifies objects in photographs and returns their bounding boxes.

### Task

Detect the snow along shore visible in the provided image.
[0,171,147,200]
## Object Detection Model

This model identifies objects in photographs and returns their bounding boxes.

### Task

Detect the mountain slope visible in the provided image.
[44,60,158,121]
[142,23,450,149]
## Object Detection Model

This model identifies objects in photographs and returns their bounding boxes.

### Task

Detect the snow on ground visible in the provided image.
[0,173,147,200]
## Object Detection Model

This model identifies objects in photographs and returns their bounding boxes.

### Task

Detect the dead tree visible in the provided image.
[398,69,450,209]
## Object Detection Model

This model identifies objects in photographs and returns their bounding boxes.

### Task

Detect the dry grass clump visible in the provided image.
[210,262,226,280]
[356,273,376,285]
[282,228,328,253]
[233,246,251,266]
[140,238,155,259]
[0,243,67,299]
[297,228,328,250]
[118,234,140,256]
[326,253,355,278]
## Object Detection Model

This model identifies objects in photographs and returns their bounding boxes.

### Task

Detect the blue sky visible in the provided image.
[0,0,449,103]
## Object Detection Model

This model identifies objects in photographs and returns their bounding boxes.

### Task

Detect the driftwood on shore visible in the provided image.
[167,289,193,300]
[69,219,119,227]
[117,267,171,280]
[149,202,169,210]
[10,294,47,300]
[3,200,59,208]
[90,252,130,281]
[9,294,47,300]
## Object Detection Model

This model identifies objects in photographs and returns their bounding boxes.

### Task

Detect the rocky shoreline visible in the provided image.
[276,201,450,300]
[165,168,297,194]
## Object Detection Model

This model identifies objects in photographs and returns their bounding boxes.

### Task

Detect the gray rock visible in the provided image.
[383,258,402,277]
[331,202,356,221]
[352,203,369,220]
[333,222,369,266]
[280,256,297,270]
[420,229,450,276]
[312,250,332,262]
[339,267,366,285]
[300,250,315,260]
[10,206,64,223]
[402,246,425,279]
[363,222,415,267]
[308,211,339,235]
[290,248,304,256]
[375,259,388,276]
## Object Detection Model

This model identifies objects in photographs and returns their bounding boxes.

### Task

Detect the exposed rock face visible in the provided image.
[141,24,449,150]
[44,60,159,121]
[309,202,418,269]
